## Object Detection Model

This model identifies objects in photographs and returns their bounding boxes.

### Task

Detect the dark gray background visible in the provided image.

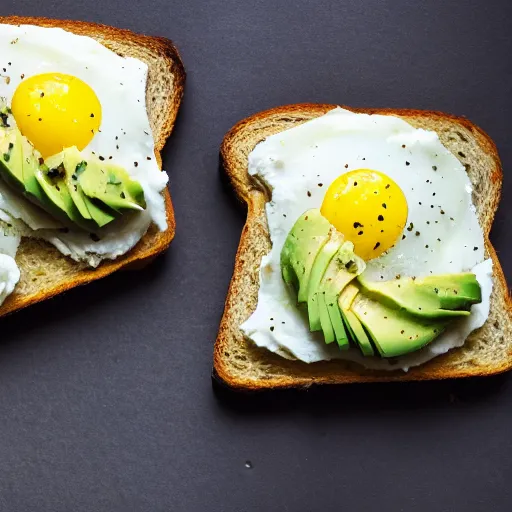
[0,1,511,510]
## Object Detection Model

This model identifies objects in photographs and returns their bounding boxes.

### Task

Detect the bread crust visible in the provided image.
[0,16,185,317]
[215,104,512,390]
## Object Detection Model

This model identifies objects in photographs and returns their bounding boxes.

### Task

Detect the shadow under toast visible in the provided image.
[0,250,171,351]
[212,370,512,419]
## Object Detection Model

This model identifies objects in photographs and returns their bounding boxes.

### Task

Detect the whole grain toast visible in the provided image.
[0,16,185,317]
[214,104,512,390]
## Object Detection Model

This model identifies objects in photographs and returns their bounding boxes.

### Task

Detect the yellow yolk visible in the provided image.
[321,169,408,260]
[11,73,102,158]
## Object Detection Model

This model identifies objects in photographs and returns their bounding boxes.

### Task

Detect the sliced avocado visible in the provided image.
[21,136,47,202]
[280,209,332,303]
[357,272,481,319]
[35,161,93,231]
[417,273,482,310]
[82,188,117,228]
[0,128,24,192]
[19,136,76,226]
[350,292,448,357]
[46,150,92,221]
[318,292,336,344]
[307,230,343,332]
[59,149,93,220]
[79,159,146,212]
[320,242,366,349]
[60,148,116,227]
[339,283,375,356]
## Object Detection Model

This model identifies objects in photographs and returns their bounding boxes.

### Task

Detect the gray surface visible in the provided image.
[0,1,511,511]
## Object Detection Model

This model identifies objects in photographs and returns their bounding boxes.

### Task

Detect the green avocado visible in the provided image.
[0,128,24,192]
[318,292,336,344]
[79,159,146,213]
[319,242,366,349]
[35,160,94,231]
[357,272,481,319]
[60,148,116,228]
[350,292,448,358]
[339,283,375,356]
[21,136,47,203]
[20,136,80,227]
[280,209,332,303]
[307,230,343,332]
[46,150,92,221]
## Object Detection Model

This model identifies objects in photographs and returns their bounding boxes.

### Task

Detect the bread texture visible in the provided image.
[214,103,512,389]
[0,16,185,317]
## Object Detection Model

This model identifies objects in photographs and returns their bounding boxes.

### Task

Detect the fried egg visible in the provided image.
[241,108,492,371]
[0,24,168,267]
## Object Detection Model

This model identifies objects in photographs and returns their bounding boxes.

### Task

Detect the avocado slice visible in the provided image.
[320,242,366,349]
[318,292,336,344]
[79,159,146,212]
[350,292,449,357]
[280,209,332,303]
[20,136,81,227]
[357,272,481,319]
[0,128,24,192]
[0,125,74,225]
[21,136,47,202]
[339,283,375,356]
[46,149,92,221]
[307,230,343,332]
[35,160,94,231]
[59,148,116,227]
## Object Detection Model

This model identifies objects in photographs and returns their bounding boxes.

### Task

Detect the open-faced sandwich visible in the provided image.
[215,104,511,389]
[0,17,185,316]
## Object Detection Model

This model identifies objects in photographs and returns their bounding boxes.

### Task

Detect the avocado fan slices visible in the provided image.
[0,116,146,232]
[280,208,483,358]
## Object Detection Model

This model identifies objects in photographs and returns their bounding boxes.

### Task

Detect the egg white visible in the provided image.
[0,220,21,306]
[0,24,168,267]
[241,108,492,370]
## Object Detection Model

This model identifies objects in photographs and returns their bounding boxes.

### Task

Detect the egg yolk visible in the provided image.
[11,73,102,158]
[321,169,408,260]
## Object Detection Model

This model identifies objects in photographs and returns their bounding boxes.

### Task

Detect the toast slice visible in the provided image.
[214,104,512,389]
[0,16,185,317]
